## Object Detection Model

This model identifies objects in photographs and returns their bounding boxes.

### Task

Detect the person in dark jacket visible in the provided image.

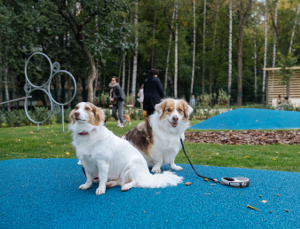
[109,76,125,127]
[143,68,165,116]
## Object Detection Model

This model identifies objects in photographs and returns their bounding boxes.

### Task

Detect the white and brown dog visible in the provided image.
[69,102,182,195]
[123,99,193,173]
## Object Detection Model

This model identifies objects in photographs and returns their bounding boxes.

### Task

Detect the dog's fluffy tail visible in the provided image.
[137,171,183,188]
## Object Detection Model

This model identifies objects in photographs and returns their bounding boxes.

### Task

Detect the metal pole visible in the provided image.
[62,105,64,132]
[37,123,39,132]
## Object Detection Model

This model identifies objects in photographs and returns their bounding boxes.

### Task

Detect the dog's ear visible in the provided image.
[183,101,194,119]
[69,109,76,124]
[155,100,166,117]
[94,107,105,126]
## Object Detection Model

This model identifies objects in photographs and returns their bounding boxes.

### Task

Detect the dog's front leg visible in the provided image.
[79,168,93,190]
[169,161,183,171]
[96,161,109,195]
[151,157,163,173]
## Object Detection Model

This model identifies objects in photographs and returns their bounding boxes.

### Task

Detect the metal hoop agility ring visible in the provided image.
[24,52,77,132]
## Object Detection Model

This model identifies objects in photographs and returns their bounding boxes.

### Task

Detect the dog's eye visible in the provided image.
[85,107,90,110]
[167,108,171,112]
[178,109,183,112]
[75,107,79,110]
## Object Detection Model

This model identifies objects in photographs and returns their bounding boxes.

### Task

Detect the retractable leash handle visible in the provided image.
[180,138,250,188]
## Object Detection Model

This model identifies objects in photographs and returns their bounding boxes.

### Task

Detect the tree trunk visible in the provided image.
[93,65,99,99]
[202,0,206,99]
[262,7,268,104]
[289,3,300,54]
[165,7,175,91]
[81,43,97,103]
[190,0,196,96]
[122,54,125,91]
[151,10,157,68]
[132,1,139,106]
[271,1,278,97]
[269,5,285,57]
[174,0,179,98]
[209,0,220,95]
[4,63,11,111]
[254,20,257,103]
[127,58,131,96]
[118,57,123,79]
[228,0,232,106]
[237,0,253,107]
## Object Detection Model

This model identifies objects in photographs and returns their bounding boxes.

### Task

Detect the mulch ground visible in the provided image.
[185,130,300,145]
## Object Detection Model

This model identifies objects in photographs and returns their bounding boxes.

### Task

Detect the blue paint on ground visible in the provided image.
[1,159,300,228]
[190,108,300,130]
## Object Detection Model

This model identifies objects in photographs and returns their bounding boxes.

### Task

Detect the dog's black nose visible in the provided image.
[172,116,178,122]
[75,112,80,117]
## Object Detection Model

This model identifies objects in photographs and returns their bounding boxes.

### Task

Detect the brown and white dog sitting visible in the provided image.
[123,99,193,173]
[69,102,182,195]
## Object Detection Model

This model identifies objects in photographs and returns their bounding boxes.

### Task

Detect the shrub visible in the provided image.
[218,89,230,106]
[0,109,6,128]
[56,107,71,124]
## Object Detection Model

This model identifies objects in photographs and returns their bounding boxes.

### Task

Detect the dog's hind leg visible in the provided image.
[106,180,119,188]
[121,181,136,192]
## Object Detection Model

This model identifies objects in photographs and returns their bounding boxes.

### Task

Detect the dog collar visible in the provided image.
[78,128,96,135]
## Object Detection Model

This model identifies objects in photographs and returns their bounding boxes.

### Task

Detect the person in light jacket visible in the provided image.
[143,68,165,117]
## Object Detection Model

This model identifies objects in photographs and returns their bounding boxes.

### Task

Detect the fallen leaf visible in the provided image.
[272,158,276,161]
[47,142,51,144]
[66,152,70,155]
[29,131,33,134]
[191,155,194,158]
[262,200,268,203]
[185,182,192,186]
[244,156,250,158]
[276,152,279,154]
[216,153,219,155]
[42,157,45,159]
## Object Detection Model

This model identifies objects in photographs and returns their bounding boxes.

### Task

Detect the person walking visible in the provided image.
[143,68,165,117]
[138,84,144,116]
[109,76,125,127]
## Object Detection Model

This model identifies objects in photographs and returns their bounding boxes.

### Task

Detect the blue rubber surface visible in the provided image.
[1,159,300,228]
[190,108,300,130]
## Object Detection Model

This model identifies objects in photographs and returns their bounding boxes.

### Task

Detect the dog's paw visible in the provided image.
[96,188,105,195]
[79,183,92,190]
[151,168,161,173]
[106,181,118,188]
[171,165,183,171]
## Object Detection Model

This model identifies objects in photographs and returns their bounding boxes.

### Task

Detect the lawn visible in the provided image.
[1,120,300,172]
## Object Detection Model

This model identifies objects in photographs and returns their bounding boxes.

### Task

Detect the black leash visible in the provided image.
[180,138,222,184]
[180,137,250,188]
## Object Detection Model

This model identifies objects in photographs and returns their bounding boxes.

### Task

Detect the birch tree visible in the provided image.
[132,1,139,106]
[190,0,196,96]
[202,0,206,99]
[174,0,179,98]
[288,3,300,54]
[271,1,278,96]
[165,7,175,91]
[228,0,232,106]
[262,3,268,104]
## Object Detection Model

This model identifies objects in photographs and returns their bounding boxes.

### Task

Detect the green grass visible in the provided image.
[1,120,300,172]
